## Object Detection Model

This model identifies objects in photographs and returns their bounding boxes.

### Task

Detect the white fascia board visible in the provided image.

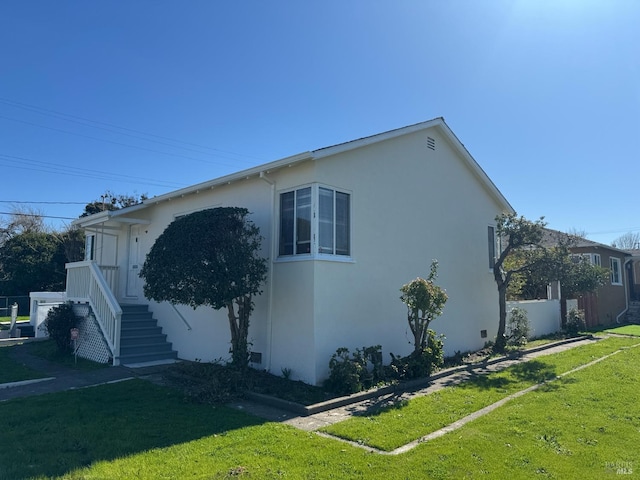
[436,121,515,214]
[147,151,313,205]
[312,117,514,214]
[72,202,150,228]
[312,118,444,160]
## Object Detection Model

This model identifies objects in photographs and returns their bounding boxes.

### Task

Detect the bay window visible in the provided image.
[279,184,351,258]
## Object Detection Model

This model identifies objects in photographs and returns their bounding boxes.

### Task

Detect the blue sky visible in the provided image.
[1,1,638,245]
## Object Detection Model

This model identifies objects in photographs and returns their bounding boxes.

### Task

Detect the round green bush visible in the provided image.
[44,302,78,353]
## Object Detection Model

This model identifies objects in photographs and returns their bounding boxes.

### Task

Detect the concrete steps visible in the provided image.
[625,301,640,324]
[119,304,178,365]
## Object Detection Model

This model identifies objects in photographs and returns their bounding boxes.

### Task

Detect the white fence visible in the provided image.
[506,299,561,338]
[29,292,67,338]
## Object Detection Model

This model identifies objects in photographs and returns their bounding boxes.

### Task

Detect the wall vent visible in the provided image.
[250,351,262,364]
[480,330,488,339]
[427,136,436,150]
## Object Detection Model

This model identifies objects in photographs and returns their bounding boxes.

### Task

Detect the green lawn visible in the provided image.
[321,336,640,451]
[0,337,638,479]
[604,324,640,337]
[0,316,31,323]
[0,345,46,384]
[26,339,109,371]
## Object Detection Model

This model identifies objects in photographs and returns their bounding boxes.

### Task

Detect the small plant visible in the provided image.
[281,367,292,380]
[44,302,79,353]
[565,308,586,336]
[388,330,444,380]
[507,307,531,347]
[400,260,448,354]
[324,345,384,395]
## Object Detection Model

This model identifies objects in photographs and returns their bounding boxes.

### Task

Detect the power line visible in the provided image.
[0,152,186,189]
[0,200,88,205]
[0,115,251,168]
[0,97,264,163]
[0,211,76,220]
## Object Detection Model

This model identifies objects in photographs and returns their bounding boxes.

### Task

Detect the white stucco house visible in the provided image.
[66,117,514,385]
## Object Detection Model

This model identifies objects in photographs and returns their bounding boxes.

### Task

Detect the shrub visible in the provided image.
[507,307,531,347]
[44,302,78,353]
[324,345,384,395]
[387,330,445,380]
[565,308,586,336]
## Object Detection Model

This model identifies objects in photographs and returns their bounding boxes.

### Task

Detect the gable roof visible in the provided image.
[542,228,631,256]
[74,117,514,227]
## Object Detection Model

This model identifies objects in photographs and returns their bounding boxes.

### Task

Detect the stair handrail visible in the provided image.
[66,261,122,364]
[168,302,193,331]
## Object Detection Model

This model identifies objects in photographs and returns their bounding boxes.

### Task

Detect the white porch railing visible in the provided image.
[66,261,122,365]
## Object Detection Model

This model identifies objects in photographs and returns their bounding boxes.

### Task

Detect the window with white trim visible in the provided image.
[570,253,602,267]
[279,184,351,258]
[610,257,622,285]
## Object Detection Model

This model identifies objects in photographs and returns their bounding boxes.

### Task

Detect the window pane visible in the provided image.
[319,187,334,254]
[488,226,495,269]
[610,258,621,284]
[335,191,350,255]
[296,187,311,254]
[85,235,95,261]
[279,191,294,255]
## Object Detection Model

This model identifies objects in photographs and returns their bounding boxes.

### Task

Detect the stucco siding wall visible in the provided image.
[506,300,561,338]
[310,129,504,380]
[270,260,316,383]
[114,178,275,365]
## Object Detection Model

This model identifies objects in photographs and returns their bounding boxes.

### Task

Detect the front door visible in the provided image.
[126,225,141,297]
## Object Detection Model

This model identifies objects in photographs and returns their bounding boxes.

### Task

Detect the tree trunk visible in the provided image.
[410,313,422,354]
[494,283,508,353]
[226,297,251,369]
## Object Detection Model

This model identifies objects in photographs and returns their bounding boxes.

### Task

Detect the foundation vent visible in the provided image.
[250,351,263,364]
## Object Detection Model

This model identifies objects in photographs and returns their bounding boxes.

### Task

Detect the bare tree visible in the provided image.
[0,206,48,246]
[566,227,588,240]
[611,232,640,250]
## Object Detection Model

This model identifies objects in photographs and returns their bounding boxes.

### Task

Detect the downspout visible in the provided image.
[260,171,276,372]
[616,258,632,324]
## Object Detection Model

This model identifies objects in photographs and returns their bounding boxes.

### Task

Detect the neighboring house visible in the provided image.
[624,249,640,302]
[543,230,631,327]
[66,118,514,385]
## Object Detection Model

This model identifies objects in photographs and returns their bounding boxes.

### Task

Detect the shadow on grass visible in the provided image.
[347,392,410,417]
[508,360,557,383]
[25,339,109,371]
[0,379,265,480]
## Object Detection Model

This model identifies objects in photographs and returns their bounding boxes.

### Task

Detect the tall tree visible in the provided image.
[492,213,549,352]
[0,231,67,295]
[139,207,267,368]
[80,191,148,217]
[611,231,640,250]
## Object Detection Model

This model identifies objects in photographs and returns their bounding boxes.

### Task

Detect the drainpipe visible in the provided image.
[616,258,632,324]
[260,171,276,372]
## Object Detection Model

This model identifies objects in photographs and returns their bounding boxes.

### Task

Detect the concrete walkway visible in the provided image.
[230,336,603,432]
[0,336,603,431]
[0,339,172,402]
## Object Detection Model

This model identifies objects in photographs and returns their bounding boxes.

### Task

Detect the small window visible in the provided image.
[610,257,622,285]
[85,234,95,261]
[488,226,496,269]
[592,254,601,266]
